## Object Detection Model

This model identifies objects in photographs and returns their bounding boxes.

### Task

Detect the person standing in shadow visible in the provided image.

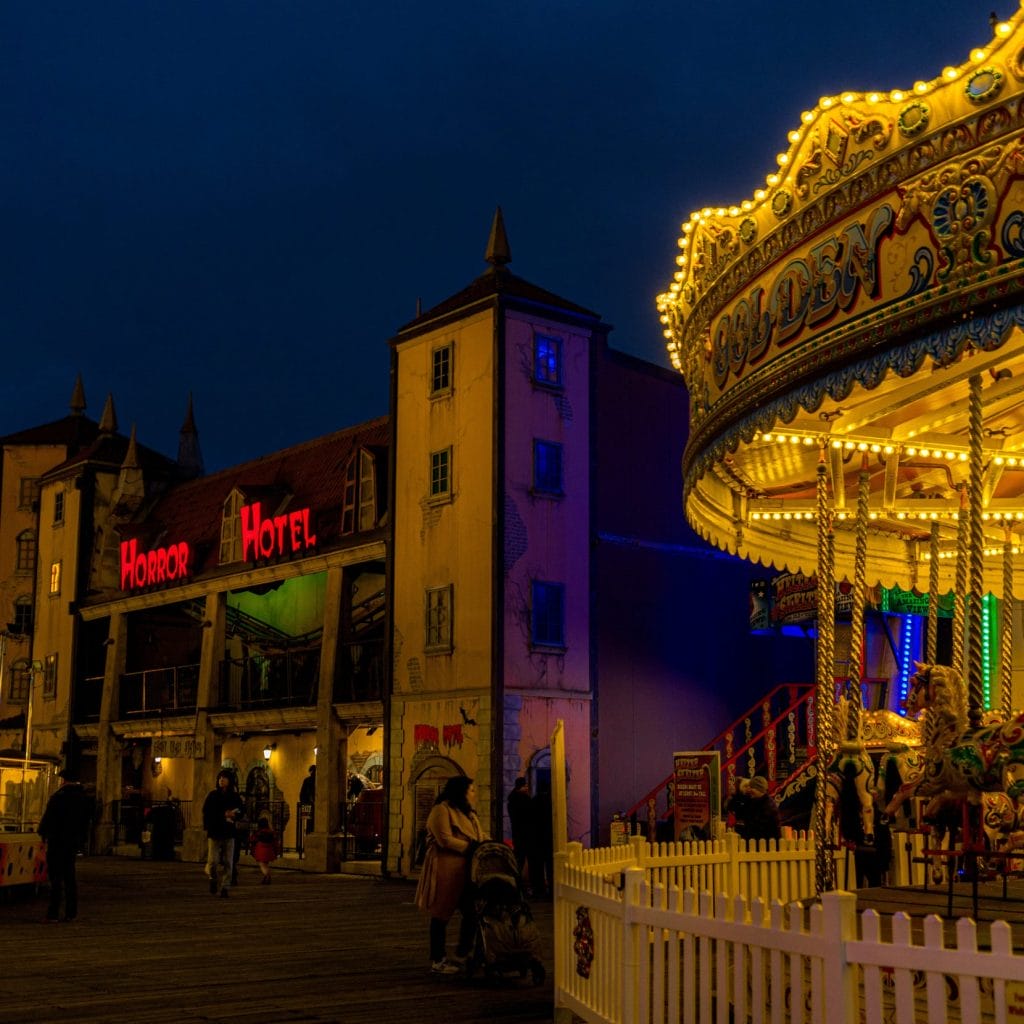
[300,765,316,834]
[38,766,93,922]
[529,779,554,899]
[507,776,534,891]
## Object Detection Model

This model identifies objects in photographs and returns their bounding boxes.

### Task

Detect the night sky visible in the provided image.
[2,2,1011,471]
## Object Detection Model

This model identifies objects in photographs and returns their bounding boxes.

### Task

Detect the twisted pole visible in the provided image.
[967,374,985,727]
[813,449,837,895]
[927,522,940,665]
[847,455,871,737]
[1002,530,1015,718]
[952,485,969,682]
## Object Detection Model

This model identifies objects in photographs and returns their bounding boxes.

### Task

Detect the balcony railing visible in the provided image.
[217,649,320,710]
[333,638,384,703]
[120,665,199,716]
[73,674,104,722]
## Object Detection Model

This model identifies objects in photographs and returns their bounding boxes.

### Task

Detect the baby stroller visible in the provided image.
[466,840,545,984]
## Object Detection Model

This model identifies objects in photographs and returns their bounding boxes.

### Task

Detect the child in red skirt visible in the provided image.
[252,814,277,884]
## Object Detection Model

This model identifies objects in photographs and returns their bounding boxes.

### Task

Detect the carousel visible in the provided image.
[658,7,1024,899]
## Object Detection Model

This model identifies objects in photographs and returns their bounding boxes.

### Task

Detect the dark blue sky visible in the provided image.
[1,2,1010,470]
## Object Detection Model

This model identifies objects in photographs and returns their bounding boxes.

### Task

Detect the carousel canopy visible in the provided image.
[659,7,1024,595]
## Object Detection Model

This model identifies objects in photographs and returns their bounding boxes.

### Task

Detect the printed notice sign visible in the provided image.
[672,751,720,841]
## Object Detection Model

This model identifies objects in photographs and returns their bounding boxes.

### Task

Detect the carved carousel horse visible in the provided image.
[823,685,876,848]
[883,661,1024,879]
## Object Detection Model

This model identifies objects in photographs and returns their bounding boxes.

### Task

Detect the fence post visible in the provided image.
[628,833,647,865]
[726,828,741,897]
[553,847,574,1024]
[819,890,858,1024]
[621,865,645,1024]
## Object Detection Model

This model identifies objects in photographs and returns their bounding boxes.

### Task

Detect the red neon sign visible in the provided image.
[120,538,191,591]
[240,502,317,562]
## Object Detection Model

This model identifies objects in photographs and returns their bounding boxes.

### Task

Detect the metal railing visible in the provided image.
[113,798,192,847]
[217,650,320,709]
[120,665,199,715]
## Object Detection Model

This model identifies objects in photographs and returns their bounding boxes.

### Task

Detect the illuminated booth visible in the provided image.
[658,11,1024,883]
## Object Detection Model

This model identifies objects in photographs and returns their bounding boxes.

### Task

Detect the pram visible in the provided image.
[466,840,545,984]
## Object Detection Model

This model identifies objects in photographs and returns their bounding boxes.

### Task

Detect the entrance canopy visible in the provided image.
[658,10,1024,594]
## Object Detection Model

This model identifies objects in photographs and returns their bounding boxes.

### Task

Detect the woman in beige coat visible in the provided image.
[414,775,486,974]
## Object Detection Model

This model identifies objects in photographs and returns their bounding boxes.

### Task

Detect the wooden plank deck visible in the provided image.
[0,856,554,1024]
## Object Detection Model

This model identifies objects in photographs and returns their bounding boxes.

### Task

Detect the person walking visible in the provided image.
[251,814,277,885]
[202,768,244,897]
[414,776,486,975]
[507,775,533,889]
[300,764,316,833]
[38,766,93,922]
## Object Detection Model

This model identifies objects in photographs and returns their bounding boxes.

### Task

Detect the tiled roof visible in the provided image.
[122,417,390,575]
[46,432,178,478]
[0,415,100,449]
[395,266,600,336]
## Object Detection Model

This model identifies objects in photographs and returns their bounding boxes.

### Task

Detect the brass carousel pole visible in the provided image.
[927,522,940,665]
[1002,529,1015,719]
[847,455,871,732]
[967,374,985,728]
[952,485,969,682]
[814,449,837,894]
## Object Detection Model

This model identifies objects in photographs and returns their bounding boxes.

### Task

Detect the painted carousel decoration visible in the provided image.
[658,8,1024,891]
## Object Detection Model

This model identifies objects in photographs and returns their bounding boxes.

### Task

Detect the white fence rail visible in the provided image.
[554,837,1024,1024]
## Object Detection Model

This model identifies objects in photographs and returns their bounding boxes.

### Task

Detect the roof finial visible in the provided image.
[70,374,86,416]
[177,393,205,478]
[98,393,118,434]
[485,206,511,269]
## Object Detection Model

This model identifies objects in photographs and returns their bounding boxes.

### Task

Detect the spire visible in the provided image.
[98,393,118,434]
[177,393,205,479]
[485,206,511,269]
[69,374,86,416]
[112,424,145,518]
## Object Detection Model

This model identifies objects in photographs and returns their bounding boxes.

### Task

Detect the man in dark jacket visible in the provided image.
[38,766,93,922]
[507,776,533,886]
[202,769,244,897]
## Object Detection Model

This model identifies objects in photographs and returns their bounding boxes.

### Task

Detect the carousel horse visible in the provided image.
[822,686,876,848]
[883,662,1024,878]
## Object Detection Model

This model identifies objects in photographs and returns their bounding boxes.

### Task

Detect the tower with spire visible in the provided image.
[387,209,608,866]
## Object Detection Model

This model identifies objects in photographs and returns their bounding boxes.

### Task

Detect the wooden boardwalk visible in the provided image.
[0,856,554,1024]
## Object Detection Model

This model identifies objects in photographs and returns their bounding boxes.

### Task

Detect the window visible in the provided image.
[18,477,40,511]
[425,585,453,652]
[43,653,57,699]
[49,560,62,596]
[220,489,245,563]
[534,334,562,387]
[430,343,453,396]
[53,491,64,525]
[15,531,36,575]
[429,448,452,500]
[533,440,563,495]
[342,450,378,535]
[12,596,32,637]
[7,660,30,704]
[531,580,565,648]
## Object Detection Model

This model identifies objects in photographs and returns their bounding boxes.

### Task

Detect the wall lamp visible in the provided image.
[263,743,277,761]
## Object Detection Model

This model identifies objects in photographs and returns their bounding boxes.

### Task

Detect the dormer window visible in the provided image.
[220,489,245,564]
[342,450,378,535]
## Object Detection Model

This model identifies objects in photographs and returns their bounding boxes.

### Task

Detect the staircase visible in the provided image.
[624,683,818,839]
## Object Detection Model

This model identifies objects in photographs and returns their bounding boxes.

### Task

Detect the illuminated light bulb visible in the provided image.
[867,93,880,103]
[958,453,968,462]
[914,81,928,94]
[832,440,842,449]
[918,513,928,520]
[884,445,895,455]
[944,451,955,461]
[919,448,931,457]
[971,49,987,62]
[683,222,693,233]
[741,200,752,211]
[906,447,917,456]
[929,512,938,520]
[841,93,855,104]
[995,456,1006,465]
[676,255,686,266]
[772,512,782,520]
[789,435,800,444]
[897,512,906,520]
[702,208,712,217]
[662,329,673,339]
[716,208,726,216]
[728,206,739,216]
[821,97,834,109]
[801,111,814,123]
[777,153,789,166]
[1010,457,1019,467]
[869,512,879,520]
[997,22,1012,37]
[783,512,792,520]
[844,441,855,450]
[660,314,669,325]
[751,512,761,520]
[803,436,815,445]
[944,67,958,80]
[870,444,881,453]
[788,130,800,144]
[766,174,779,186]
[891,90,905,102]
[763,433,774,442]
[857,442,868,451]
[754,189,766,200]
[983,512,992,520]
[777,434,788,444]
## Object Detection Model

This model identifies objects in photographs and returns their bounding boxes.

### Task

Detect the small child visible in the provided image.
[252,814,277,884]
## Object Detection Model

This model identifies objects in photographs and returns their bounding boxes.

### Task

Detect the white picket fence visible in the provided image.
[553,835,1024,1024]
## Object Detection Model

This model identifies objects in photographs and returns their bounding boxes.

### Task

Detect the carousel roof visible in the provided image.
[658,6,1024,594]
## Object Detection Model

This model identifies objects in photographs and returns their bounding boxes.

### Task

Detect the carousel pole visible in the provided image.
[952,485,969,681]
[1002,530,1014,719]
[813,449,837,895]
[847,455,871,731]
[967,373,986,728]
[927,522,940,665]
